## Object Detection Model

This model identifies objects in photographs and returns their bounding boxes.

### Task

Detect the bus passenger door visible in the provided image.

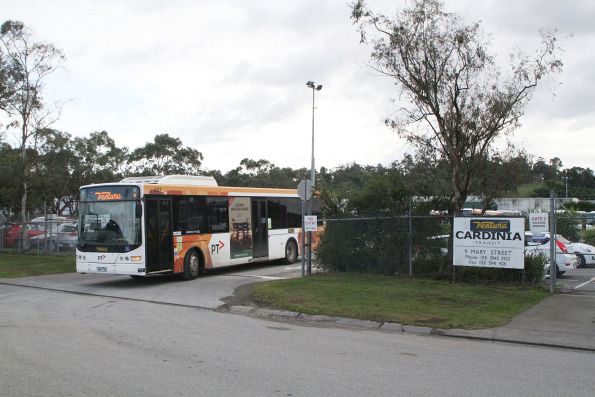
[251,198,268,259]
[145,197,173,272]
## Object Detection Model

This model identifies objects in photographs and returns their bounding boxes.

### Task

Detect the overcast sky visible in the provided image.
[2,0,594,173]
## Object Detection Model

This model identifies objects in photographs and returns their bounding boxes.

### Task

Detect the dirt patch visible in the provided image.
[220,282,259,308]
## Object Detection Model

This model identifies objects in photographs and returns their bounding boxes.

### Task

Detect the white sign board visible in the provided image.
[304,215,318,232]
[529,212,549,234]
[453,217,525,269]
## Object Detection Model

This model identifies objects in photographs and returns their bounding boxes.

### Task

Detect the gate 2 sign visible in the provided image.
[453,217,525,269]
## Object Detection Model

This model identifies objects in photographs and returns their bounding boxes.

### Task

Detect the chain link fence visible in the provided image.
[316,215,545,283]
[315,197,595,288]
[0,218,78,256]
[316,215,451,276]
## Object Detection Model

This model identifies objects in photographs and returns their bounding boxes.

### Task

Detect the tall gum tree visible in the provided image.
[0,20,64,241]
[351,0,563,213]
[129,133,203,176]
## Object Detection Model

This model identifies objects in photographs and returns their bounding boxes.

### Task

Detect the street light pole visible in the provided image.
[305,81,322,276]
[310,87,316,188]
[562,175,569,199]
[306,81,322,188]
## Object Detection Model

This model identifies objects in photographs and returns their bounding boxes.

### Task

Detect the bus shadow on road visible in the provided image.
[80,261,288,289]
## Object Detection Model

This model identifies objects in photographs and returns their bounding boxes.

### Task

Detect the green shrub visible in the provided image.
[412,253,445,275]
[455,253,546,284]
[316,217,409,274]
[316,216,448,275]
[523,253,548,283]
[581,229,595,246]
[556,212,581,242]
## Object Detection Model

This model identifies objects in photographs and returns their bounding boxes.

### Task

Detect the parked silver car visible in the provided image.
[30,223,78,250]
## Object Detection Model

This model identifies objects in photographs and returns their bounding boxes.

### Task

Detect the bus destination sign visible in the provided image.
[94,191,123,201]
[80,186,139,202]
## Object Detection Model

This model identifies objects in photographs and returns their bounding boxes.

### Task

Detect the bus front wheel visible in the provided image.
[183,250,201,280]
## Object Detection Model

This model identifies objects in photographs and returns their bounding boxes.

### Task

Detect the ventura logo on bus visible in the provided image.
[470,219,510,232]
[94,191,123,201]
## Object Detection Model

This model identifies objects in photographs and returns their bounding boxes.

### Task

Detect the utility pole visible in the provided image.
[305,81,322,275]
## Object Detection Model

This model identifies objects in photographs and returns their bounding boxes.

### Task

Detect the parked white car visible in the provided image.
[532,233,595,268]
[525,237,578,277]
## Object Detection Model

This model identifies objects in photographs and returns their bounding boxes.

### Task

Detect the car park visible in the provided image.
[568,241,595,267]
[525,236,578,277]
[0,222,48,248]
[0,223,20,247]
[29,223,78,250]
[531,232,595,268]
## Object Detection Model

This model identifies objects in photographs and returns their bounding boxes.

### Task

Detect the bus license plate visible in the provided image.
[97,266,107,272]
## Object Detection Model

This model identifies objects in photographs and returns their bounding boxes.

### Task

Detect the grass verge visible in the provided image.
[0,253,75,278]
[252,273,549,329]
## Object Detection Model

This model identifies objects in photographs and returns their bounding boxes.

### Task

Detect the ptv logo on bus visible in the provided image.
[211,240,225,254]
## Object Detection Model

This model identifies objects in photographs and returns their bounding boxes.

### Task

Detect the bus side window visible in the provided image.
[285,197,302,228]
[207,197,229,233]
[267,199,288,229]
[173,196,207,233]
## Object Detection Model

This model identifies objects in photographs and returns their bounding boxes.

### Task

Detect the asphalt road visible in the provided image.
[556,266,595,294]
[0,261,303,309]
[1,283,594,396]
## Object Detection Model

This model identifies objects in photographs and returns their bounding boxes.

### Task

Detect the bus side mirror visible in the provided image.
[135,202,142,218]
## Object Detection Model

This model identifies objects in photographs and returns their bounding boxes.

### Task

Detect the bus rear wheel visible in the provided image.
[283,240,298,264]
[183,250,201,280]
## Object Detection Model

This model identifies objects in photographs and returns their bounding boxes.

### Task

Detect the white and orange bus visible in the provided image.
[76,175,305,279]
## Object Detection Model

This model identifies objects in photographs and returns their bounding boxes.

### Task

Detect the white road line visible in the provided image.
[574,276,595,290]
[560,293,595,299]
[243,275,286,280]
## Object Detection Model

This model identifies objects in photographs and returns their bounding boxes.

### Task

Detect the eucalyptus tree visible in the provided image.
[223,158,307,188]
[0,20,65,236]
[351,0,563,213]
[72,131,129,184]
[129,133,203,176]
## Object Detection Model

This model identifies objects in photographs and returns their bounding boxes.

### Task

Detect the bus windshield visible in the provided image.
[78,186,141,250]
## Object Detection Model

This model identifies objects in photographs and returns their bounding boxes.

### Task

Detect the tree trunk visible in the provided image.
[20,126,28,251]
[450,157,466,215]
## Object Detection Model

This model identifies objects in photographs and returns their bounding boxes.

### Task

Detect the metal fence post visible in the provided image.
[301,200,305,277]
[56,220,60,255]
[451,217,456,283]
[549,191,556,293]
[408,197,413,277]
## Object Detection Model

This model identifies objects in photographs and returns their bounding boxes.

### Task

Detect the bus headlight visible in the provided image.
[131,256,142,262]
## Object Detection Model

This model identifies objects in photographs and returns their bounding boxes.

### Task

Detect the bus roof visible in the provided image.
[120,175,218,186]
[81,175,299,198]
